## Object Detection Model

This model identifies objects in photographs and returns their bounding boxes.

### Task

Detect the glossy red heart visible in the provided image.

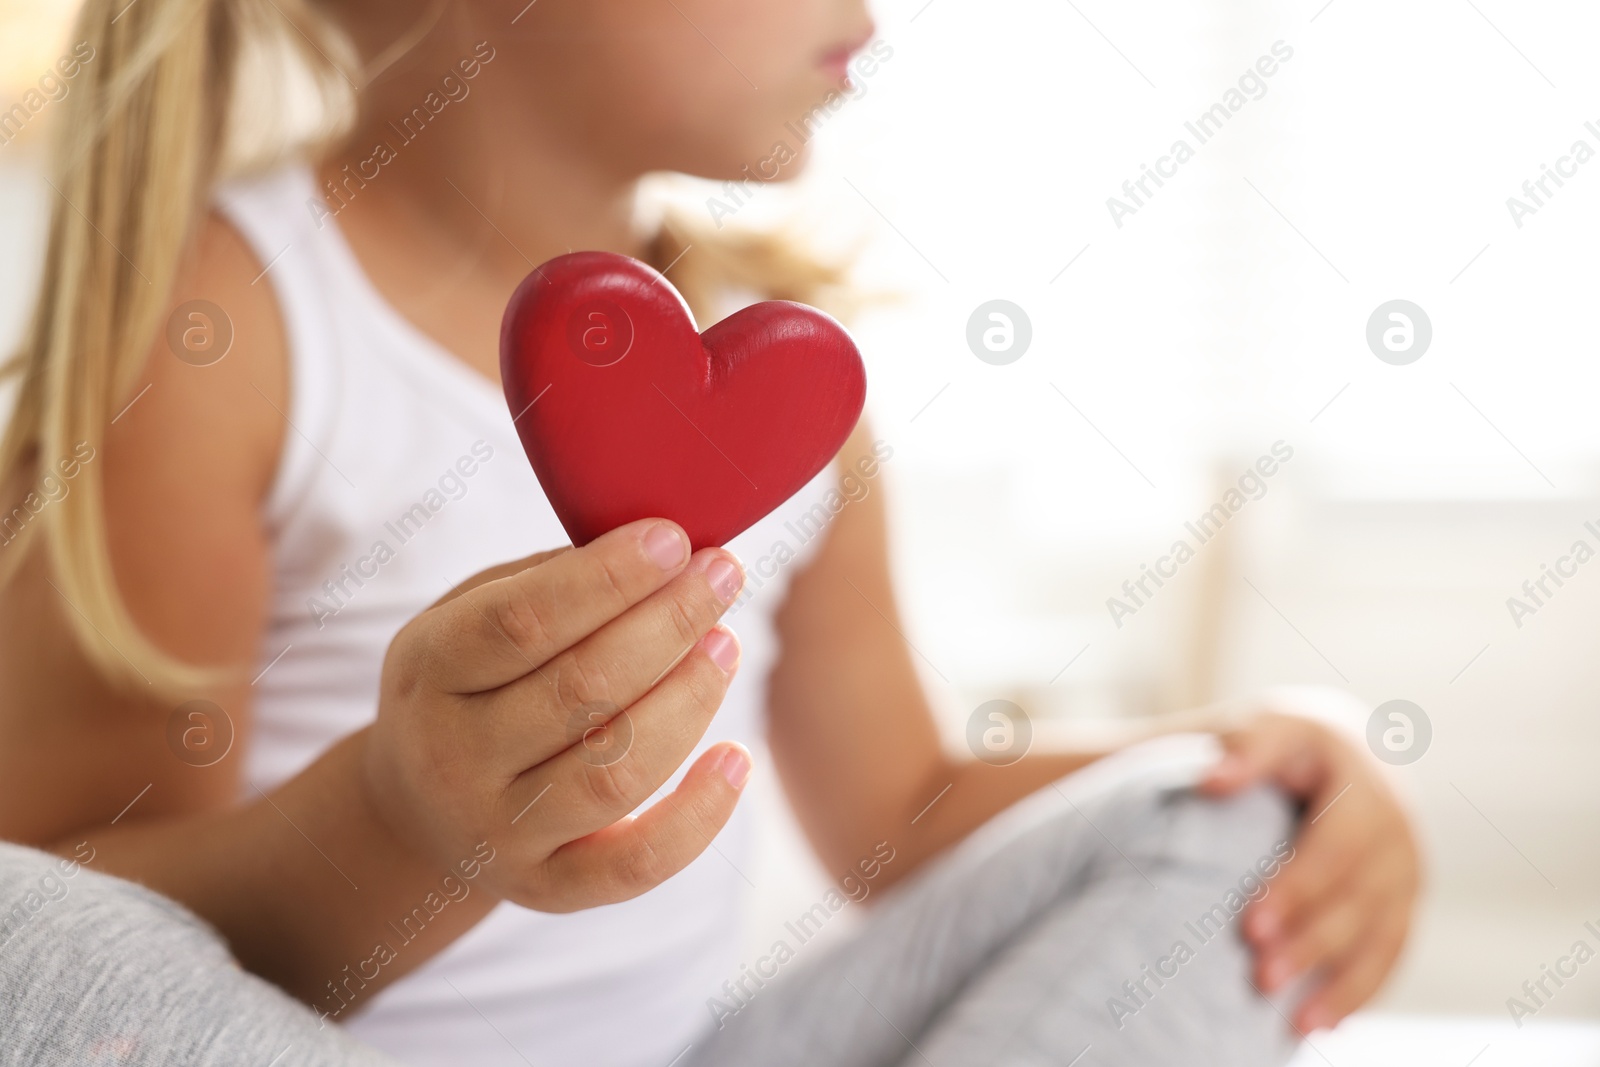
[500,251,867,551]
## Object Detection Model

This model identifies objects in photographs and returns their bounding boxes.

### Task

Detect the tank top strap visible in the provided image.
[214,165,348,536]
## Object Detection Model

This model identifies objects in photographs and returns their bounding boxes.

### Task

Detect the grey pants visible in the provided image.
[686,776,1299,1067]
[0,775,1297,1067]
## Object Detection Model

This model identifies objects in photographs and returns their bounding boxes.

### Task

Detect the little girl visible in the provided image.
[0,1,1418,1065]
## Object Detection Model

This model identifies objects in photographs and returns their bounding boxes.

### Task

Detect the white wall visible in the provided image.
[713,0,1600,1020]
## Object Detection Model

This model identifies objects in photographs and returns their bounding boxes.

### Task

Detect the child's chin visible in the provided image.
[691,143,813,188]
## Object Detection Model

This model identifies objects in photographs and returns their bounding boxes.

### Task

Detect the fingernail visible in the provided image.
[643,523,687,570]
[1249,907,1279,940]
[1261,956,1293,991]
[702,628,740,674]
[706,557,744,605]
[717,746,752,790]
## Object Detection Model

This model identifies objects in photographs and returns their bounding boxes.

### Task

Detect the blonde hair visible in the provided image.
[0,0,848,696]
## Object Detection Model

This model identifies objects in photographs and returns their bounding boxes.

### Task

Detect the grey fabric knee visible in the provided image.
[686,776,1300,1067]
[0,842,394,1067]
[908,784,1300,1067]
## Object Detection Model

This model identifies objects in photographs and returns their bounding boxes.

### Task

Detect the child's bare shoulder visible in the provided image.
[118,209,288,503]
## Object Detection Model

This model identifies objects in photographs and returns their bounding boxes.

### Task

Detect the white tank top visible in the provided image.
[215,165,834,1067]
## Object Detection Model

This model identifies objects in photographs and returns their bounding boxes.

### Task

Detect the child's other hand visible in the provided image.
[363,519,749,912]
[1199,711,1421,1033]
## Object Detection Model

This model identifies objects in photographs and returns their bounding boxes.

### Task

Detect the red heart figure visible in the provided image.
[500,251,867,551]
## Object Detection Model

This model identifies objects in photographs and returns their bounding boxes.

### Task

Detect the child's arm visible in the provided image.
[0,214,283,849]
[766,425,1109,879]
[0,215,749,1011]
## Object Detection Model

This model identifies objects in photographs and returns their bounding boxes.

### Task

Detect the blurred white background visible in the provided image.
[676,0,1600,1031]
[6,0,1600,1049]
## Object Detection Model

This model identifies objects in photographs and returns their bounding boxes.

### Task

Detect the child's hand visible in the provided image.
[362,518,749,912]
[1199,711,1421,1033]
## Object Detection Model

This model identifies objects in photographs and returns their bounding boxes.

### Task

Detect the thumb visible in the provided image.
[427,547,572,611]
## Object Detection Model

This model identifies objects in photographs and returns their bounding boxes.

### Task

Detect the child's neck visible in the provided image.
[309,3,654,383]
[328,4,647,273]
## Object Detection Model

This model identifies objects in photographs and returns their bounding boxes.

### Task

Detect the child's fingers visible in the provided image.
[527,741,751,911]
[405,519,692,693]
[472,551,743,770]
[1261,766,1402,938]
[1198,720,1289,794]
[1243,792,1368,943]
[1257,888,1369,992]
[1200,717,1323,796]
[1293,911,1410,1032]
[503,628,740,845]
